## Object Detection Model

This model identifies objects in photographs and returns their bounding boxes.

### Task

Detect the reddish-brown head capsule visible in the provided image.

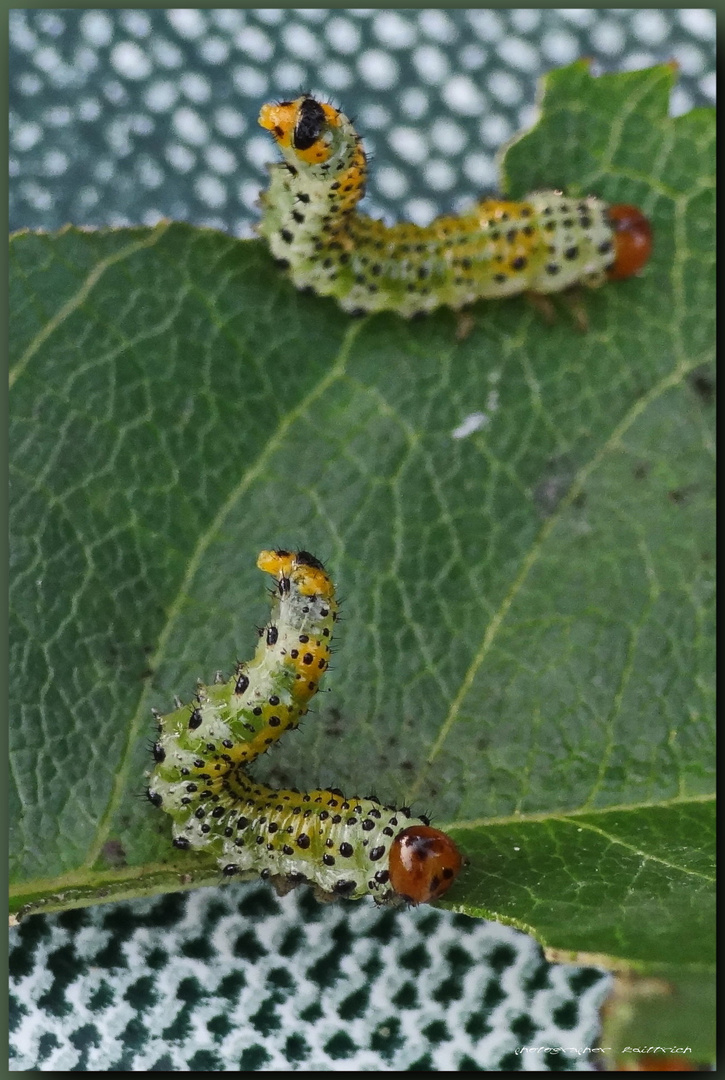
[607,204,653,280]
[389,825,463,904]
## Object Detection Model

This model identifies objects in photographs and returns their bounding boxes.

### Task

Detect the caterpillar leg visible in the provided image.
[525,291,558,326]
[561,288,590,334]
[454,310,476,341]
[525,289,590,333]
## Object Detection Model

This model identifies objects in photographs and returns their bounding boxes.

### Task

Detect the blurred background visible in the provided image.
[9,9,716,1073]
[10,8,716,235]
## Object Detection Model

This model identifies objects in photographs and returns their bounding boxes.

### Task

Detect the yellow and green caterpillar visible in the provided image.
[148,550,462,905]
[258,95,652,318]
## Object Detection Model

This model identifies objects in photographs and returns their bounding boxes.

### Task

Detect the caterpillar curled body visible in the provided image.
[148,550,462,905]
[258,95,652,318]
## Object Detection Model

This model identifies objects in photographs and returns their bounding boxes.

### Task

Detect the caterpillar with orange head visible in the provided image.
[258,95,652,318]
[148,550,462,905]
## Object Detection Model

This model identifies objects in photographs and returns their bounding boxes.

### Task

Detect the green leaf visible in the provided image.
[10,60,714,996]
[599,968,716,1067]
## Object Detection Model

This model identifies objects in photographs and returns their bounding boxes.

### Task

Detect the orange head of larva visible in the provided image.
[607,204,653,280]
[388,825,463,904]
[257,549,335,601]
[258,96,340,166]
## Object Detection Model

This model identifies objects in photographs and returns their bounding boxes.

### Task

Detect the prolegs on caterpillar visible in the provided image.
[148,550,463,906]
[257,95,652,318]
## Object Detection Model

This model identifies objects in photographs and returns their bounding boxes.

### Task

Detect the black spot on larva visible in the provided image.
[374,869,390,884]
[237,816,249,830]
[292,210,305,224]
[511,256,527,271]
[146,788,163,807]
[339,842,354,858]
[296,192,310,204]
[369,846,385,861]
[189,709,203,730]
[280,229,293,244]
[173,836,191,850]
[200,824,210,834]
[266,626,279,646]
[323,853,335,866]
[297,834,310,849]
[546,264,561,275]
[283,844,294,855]
[296,550,325,571]
[186,783,198,793]
[564,246,579,260]
[303,653,314,666]
[333,879,357,896]
[194,807,206,819]
[299,634,310,643]
[235,673,249,695]
[598,240,612,254]
[222,864,239,876]
[152,742,165,763]
[211,806,225,818]
[382,827,394,837]
[278,576,290,595]
[361,819,375,832]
